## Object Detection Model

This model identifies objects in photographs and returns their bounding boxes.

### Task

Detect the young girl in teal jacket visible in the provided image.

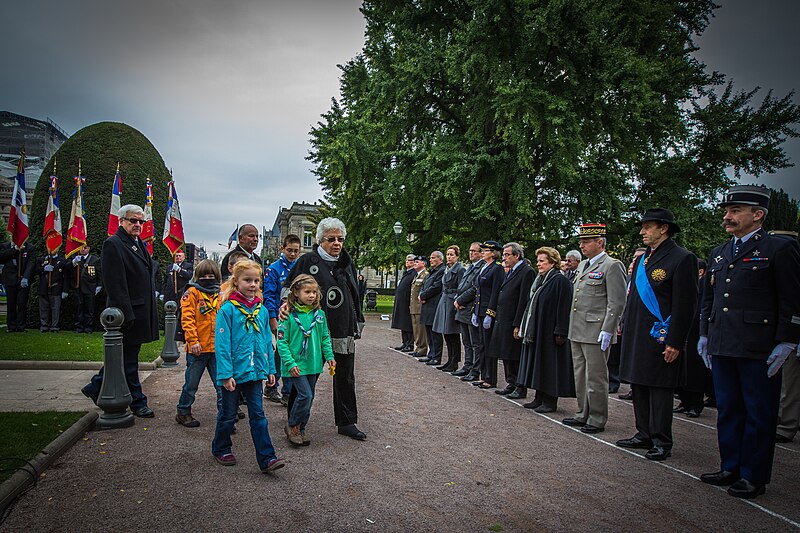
[277,274,336,446]
[212,260,284,473]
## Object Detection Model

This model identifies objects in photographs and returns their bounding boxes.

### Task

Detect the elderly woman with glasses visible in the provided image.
[282,217,367,441]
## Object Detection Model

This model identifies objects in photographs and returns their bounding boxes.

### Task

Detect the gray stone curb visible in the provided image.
[0,357,163,371]
[0,410,98,516]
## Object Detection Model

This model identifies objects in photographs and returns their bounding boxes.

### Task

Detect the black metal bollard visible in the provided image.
[160,300,180,367]
[96,308,135,430]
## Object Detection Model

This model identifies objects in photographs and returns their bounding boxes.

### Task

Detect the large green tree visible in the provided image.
[309,0,800,268]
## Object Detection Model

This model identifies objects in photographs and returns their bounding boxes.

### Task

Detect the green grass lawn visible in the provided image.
[0,411,85,483]
[0,330,163,363]
[363,294,395,314]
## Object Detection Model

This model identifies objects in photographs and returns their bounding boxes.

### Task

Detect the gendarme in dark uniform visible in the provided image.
[617,209,697,461]
[699,185,800,499]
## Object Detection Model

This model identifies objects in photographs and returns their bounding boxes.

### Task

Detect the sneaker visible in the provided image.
[280,396,289,407]
[301,431,311,446]
[214,453,237,466]
[285,424,304,446]
[175,413,200,427]
[262,457,285,473]
[264,389,283,404]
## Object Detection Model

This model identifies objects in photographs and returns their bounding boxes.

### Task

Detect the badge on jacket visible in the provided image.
[588,272,604,280]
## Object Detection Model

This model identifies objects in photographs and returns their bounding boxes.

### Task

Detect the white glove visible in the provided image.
[44,264,54,272]
[767,342,797,378]
[698,335,711,369]
[20,278,28,288]
[172,264,180,272]
[61,292,69,300]
[72,257,80,266]
[482,315,493,329]
[471,314,479,328]
[598,331,612,352]
[95,286,101,295]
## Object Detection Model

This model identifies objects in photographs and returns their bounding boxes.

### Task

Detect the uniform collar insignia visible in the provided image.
[132,245,138,252]
[715,255,723,263]
[752,250,760,257]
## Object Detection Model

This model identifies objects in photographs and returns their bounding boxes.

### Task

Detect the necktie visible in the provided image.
[582,261,590,272]
[734,238,742,256]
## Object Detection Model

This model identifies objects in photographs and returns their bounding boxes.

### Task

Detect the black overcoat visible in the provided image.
[163,261,193,302]
[102,227,159,345]
[454,259,484,324]
[517,270,575,397]
[700,228,800,359]
[620,238,698,388]
[66,254,102,295]
[487,262,534,361]
[419,263,445,326]
[35,254,66,296]
[390,268,415,331]
[683,290,710,392]
[474,261,504,319]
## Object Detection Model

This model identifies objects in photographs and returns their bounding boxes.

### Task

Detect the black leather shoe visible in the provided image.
[471,380,484,386]
[580,424,604,434]
[401,345,414,352]
[645,446,671,461]
[478,382,495,389]
[561,417,586,427]
[418,357,432,363]
[775,434,793,443]
[673,405,687,413]
[393,345,407,350]
[408,352,419,357]
[425,359,441,366]
[700,470,739,486]
[337,424,367,441]
[80,385,98,406]
[507,389,527,400]
[534,404,556,413]
[461,373,480,382]
[495,385,515,395]
[727,479,765,499]
[523,398,543,410]
[618,391,633,400]
[686,408,701,418]
[616,436,652,449]
[451,368,469,377]
[132,406,155,418]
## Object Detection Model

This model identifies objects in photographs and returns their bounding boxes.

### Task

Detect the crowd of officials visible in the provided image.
[390,185,800,500]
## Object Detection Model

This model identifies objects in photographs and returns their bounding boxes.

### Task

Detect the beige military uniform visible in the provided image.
[410,268,429,355]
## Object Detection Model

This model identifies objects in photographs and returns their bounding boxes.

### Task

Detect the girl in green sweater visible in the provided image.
[277,274,336,446]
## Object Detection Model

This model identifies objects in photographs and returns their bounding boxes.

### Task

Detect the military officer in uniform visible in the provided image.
[409,256,429,358]
[699,185,800,499]
[35,248,66,332]
[66,244,102,333]
[0,240,36,332]
[564,223,627,434]
[617,209,697,460]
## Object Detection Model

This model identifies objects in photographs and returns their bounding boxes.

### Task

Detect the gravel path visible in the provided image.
[2,317,799,532]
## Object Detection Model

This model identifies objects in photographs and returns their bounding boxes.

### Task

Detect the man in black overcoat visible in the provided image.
[0,240,36,332]
[418,251,445,365]
[65,244,102,333]
[698,185,800,499]
[617,209,697,461]
[220,224,262,280]
[82,205,159,418]
[162,248,192,304]
[391,254,416,351]
[489,243,535,396]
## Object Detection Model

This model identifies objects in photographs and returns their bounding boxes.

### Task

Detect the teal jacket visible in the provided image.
[277,305,334,376]
[215,299,275,385]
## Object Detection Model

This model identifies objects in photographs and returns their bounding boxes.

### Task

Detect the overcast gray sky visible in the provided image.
[2,0,797,255]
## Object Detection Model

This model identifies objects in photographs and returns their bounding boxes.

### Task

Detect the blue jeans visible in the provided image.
[267,350,293,397]
[287,374,319,431]
[177,352,222,415]
[212,380,277,469]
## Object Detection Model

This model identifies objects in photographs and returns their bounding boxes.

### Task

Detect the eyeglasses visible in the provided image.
[124,218,145,225]
[469,249,481,253]
[502,253,514,257]
[324,236,345,243]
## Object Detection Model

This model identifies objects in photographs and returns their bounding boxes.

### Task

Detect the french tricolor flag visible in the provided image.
[162,177,185,255]
[107,164,122,236]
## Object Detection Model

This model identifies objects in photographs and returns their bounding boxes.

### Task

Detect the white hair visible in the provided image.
[406,254,416,260]
[118,204,144,218]
[431,250,444,261]
[566,250,582,260]
[316,217,347,242]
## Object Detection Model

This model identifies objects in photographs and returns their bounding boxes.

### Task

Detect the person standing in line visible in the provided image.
[563,223,627,434]
[65,244,102,333]
[0,240,36,332]
[432,245,465,372]
[221,224,263,280]
[698,185,800,499]
[408,256,429,358]
[34,247,66,332]
[616,209,697,461]
[563,250,582,282]
[418,251,445,365]
[453,243,484,379]
[391,254,417,352]
[472,241,505,390]
[674,259,710,418]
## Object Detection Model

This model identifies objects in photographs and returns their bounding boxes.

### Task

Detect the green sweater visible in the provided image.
[277,305,335,376]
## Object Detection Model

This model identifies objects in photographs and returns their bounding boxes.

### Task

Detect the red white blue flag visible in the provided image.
[162,177,185,255]
[141,177,155,254]
[65,166,87,259]
[43,170,63,254]
[107,164,122,236]
[6,148,29,248]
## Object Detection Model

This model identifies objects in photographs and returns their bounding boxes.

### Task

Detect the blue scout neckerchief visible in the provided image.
[230,300,262,332]
[291,306,320,358]
[635,254,670,344]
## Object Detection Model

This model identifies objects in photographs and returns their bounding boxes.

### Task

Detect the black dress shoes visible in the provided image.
[132,406,155,418]
[700,470,739,486]
[337,424,367,441]
[461,373,480,382]
[561,417,586,427]
[478,382,495,389]
[727,479,765,499]
[507,388,527,400]
[392,345,407,350]
[523,398,543,410]
[81,385,98,406]
[534,404,556,413]
[494,385,515,395]
[418,356,432,363]
[616,436,653,449]
[775,433,793,443]
[618,391,633,400]
[673,404,687,413]
[686,408,701,418]
[425,359,441,366]
[580,424,604,434]
[644,446,671,461]
[451,368,470,377]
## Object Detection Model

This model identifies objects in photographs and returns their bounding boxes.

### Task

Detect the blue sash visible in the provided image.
[635,255,670,344]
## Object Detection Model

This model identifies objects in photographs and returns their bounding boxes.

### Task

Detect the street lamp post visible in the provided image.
[393,221,403,288]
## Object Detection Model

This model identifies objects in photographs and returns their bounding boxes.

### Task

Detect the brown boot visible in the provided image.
[175,413,200,427]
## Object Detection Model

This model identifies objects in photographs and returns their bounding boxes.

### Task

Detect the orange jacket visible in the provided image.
[181,285,220,352]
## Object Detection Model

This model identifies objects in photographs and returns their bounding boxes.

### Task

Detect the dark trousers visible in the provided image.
[480,325,496,386]
[607,341,621,391]
[425,325,443,362]
[38,294,61,330]
[401,329,413,346]
[74,292,96,332]
[6,284,30,331]
[677,389,704,412]
[631,383,675,449]
[713,355,782,485]
[459,322,476,371]
[502,359,519,387]
[442,333,461,366]
[332,352,358,427]
[468,322,483,373]
[85,343,147,410]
